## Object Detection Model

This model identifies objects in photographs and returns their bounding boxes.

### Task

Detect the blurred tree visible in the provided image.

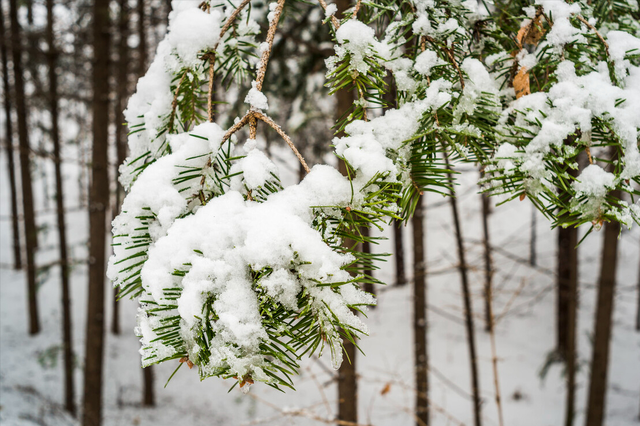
[82,0,110,424]
[46,0,75,415]
[412,195,428,425]
[0,0,22,271]
[9,0,40,335]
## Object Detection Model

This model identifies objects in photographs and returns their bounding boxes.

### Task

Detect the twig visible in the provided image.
[250,0,285,139]
[253,111,311,173]
[255,0,285,91]
[220,112,254,145]
[169,70,188,132]
[487,267,505,426]
[575,15,610,58]
[352,0,361,19]
[214,0,253,49]
[316,0,340,29]
[207,53,216,122]
[424,35,464,90]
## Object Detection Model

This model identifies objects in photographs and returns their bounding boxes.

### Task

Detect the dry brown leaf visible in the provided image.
[524,15,545,45]
[240,375,254,388]
[380,383,392,396]
[516,26,528,48]
[514,67,531,99]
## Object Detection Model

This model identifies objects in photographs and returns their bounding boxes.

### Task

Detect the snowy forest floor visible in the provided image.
[1,145,639,426]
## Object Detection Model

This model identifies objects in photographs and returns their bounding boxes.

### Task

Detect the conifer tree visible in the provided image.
[111,0,640,407]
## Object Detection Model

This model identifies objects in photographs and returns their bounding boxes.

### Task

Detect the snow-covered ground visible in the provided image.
[1,145,639,426]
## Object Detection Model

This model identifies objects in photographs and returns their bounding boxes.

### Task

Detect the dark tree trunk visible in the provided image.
[137,0,147,77]
[558,225,578,426]
[82,0,110,425]
[585,203,621,426]
[335,0,357,416]
[413,197,429,426]
[9,0,40,335]
[143,367,155,406]
[394,222,407,286]
[362,226,375,297]
[337,145,358,424]
[481,192,493,332]
[530,205,537,267]
[444,153,482,426]
[0,0,22,271]
[111,0,130,336]
[135,0,156,402]
[46,0,75,415]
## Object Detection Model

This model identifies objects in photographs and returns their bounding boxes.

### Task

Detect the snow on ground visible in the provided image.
[1,144,639,426]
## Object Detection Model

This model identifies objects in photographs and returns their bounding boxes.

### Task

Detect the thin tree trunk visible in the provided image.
[557,228,577,357]
[394,222,407,286]
[0,0,22,271]
[635,242,639,332]
[9,0,40,335]
[82,0,110,424]
[137,0,147,77]
[481,192,504,426]
[585,191,621,426]
[530,205,537,267]
[136,0,156,402]
[111,0,130,336]
[413,196,429,426]
[335,0,357,416]
[142,367,155,406]
[558,225,578,426]
[337,147,358,424]
[362,226,375,297]
[444,153,482,426]
[481,192,492,332]
[46,0,75,415]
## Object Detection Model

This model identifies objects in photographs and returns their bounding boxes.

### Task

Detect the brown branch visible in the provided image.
[214,0,253,50]
[352,0,361,19]
[253,111,311,173]
[424,35,464,90]
[220,112,254,145]
[255,0,285,91]
[316,0,340,29]
[575,14,610,58]
[169,70,188,132]
[207,53,216,122]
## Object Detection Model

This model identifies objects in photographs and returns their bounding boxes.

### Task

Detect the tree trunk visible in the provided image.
[46,0,75,415]
[111,0,130,336]
[0,0,22,271]
[137,0,147,77]
[337,147,358,424]
[9,0,40,335]
[444,153,482,426]
[530,205,537,267]
[394,222,407,286]
[481,192,504,426]
[335,0,357,416]
[585,204,621,426]
[82,0,110,424]
[481,192,492,332]
[413,197,429,426]
[362,226,375,297]
[558,225,578,426]
[635,242,639,332]
[557,227,578,426]
[143,367,155,406]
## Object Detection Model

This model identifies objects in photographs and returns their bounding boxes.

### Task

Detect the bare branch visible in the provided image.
[253,111,311,174]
